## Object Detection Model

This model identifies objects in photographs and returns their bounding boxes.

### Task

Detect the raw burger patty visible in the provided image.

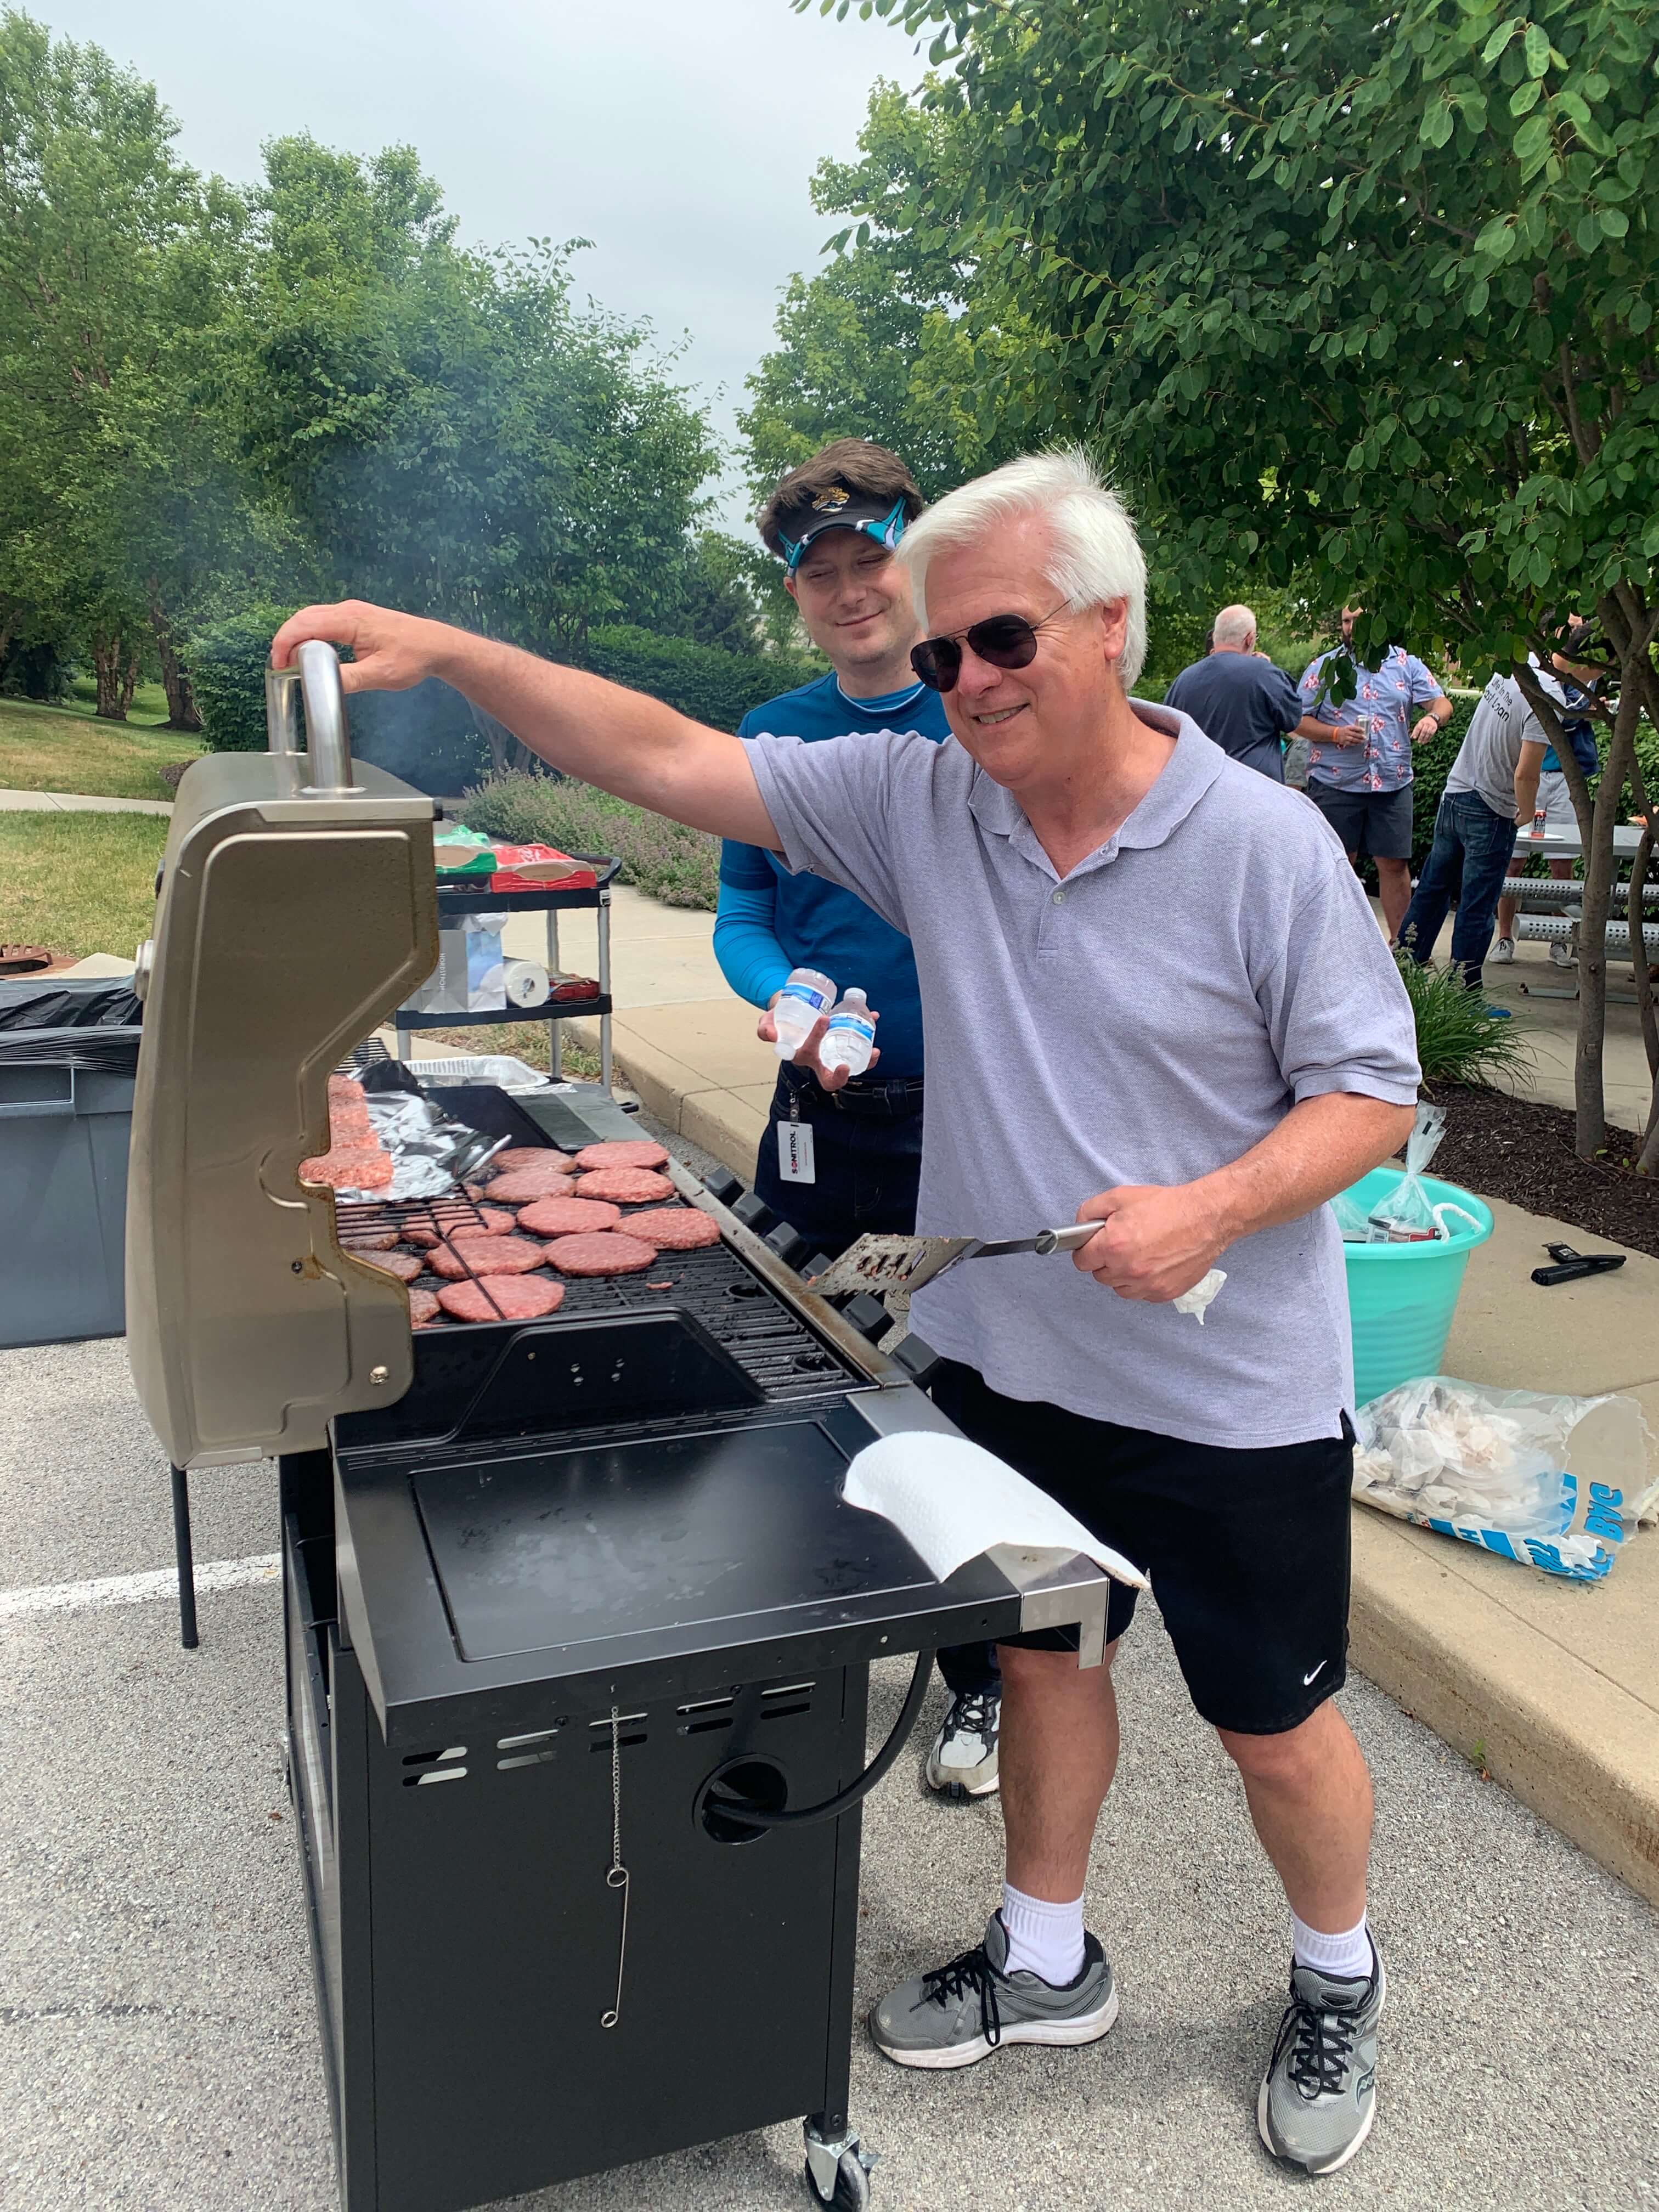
[437,1276,566,1323]
[573,1167,674,1204]
[403,1206,515,1247]
[302,1152,393,1189]
[429,1234,548,1280]
[515,1194,622,1237]
[486,1146,578,1174]
[357,1248,423,1283]
[543,1231,659,1277]
[486,1167,579,1205]
[573,1138,669,1171]
[409,1288,441,1327]
[623,1207,720,1252]
[340,1229,399,1251]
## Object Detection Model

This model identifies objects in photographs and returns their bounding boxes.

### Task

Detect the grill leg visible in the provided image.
[171,1464,199,1650]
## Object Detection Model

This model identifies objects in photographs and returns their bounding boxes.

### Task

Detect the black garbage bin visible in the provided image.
[0,977,142,1347]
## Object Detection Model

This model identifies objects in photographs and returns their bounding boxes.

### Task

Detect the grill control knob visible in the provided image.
[890,1330,943,1389]
[731,1190,775,1235]
[764,1222,810,1271]
[840,1292,891,1343]
[132,937,155,1001]
[702,1167,743,1205]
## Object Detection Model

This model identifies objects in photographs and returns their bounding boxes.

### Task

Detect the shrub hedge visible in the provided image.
[460,772,720,910]
[581,624,824,732]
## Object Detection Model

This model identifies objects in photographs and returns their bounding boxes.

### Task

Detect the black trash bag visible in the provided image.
[0,985,143,1030]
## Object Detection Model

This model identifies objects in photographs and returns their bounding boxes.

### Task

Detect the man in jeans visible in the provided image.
[715,437,1002,1802]
[1397,665,1552,994]
[1299,609,1454,940]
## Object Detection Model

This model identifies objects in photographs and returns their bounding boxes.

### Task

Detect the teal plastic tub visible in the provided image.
[1341,1167,1493,1409]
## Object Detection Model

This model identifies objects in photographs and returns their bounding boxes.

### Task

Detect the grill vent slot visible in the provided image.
[588,1712,647,1752]
[760,1680,815,1720]
[402,1745,469,1787]
[496,1724,563,1772]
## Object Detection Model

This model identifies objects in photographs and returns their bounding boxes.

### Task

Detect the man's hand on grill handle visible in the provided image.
[270,601,782,851]
[272,601,445,693]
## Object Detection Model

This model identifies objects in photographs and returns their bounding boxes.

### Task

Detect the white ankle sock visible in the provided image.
[1000,1882,1085,1986]
[1290,1908,1372,1981]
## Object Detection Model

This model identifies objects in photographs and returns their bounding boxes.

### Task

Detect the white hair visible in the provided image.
[895,447,1148,691]
[1212,603,1256,648]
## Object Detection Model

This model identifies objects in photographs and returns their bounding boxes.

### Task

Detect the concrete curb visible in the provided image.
[1350,1514,1659,1906]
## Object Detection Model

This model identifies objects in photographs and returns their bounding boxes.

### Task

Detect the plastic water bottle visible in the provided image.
[772,967,837,1059]
[819,989,877,1077]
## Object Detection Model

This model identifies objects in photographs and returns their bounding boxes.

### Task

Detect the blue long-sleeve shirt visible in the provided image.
[716,673,951,1079]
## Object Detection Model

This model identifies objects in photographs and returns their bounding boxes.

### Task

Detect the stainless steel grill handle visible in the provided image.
[264,641,361,794]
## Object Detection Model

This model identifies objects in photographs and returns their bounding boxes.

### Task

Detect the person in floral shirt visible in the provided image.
[1299,608,1454,940]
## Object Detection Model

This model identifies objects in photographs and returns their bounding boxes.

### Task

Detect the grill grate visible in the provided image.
[332,1189,856,1404]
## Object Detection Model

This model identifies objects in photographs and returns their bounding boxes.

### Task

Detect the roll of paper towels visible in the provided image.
[503,959,551,1008]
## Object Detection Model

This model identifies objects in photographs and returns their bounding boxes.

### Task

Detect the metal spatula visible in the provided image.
[807,1222,1099,1299]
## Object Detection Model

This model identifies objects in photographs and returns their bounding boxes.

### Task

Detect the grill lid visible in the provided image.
[126,645,441,1469]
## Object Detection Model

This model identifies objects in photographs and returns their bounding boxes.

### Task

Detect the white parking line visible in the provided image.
[0,1553,280,1622]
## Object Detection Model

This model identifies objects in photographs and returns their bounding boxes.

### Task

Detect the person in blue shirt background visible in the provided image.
[716,436,1002,1801]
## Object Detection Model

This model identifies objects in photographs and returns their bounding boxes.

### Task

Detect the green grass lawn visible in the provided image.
[64,675,171,725]
[0,812,167,962]
[0,695,202,799]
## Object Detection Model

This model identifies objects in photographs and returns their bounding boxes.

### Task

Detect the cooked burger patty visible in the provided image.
[572,1167,674,1204]
[621,1207,720,1252]
[428,1234,547,1280]
[437,1276,566,1322]
[542,1231,658,1277]
[573,1138,669,1171]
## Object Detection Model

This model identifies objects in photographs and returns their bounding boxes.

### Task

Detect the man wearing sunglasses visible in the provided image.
[717,437,1004,1805]
[273,450,1419,2179]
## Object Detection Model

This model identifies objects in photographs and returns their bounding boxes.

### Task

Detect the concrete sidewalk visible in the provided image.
[522,885,1659,1907]
[0,787,173,816]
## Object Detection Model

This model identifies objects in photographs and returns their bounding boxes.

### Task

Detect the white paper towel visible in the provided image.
[842,1431,1148,1589]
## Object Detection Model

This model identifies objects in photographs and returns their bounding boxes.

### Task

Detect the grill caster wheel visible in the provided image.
[803,2125,874,2210]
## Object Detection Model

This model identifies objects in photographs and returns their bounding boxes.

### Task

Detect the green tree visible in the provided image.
[805,0,1659,1161]
[0,10,259,724]
[225,139,720,657]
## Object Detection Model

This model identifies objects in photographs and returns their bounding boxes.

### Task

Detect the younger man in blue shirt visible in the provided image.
[715,437,1000,1799]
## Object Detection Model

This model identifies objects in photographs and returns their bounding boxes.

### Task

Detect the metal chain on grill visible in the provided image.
[599,1707,630,2030]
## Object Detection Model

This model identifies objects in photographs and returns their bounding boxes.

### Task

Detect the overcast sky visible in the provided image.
[41,0,916,528]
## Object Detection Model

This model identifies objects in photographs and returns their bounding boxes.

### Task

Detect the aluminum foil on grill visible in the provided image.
[336,1091,507,1200]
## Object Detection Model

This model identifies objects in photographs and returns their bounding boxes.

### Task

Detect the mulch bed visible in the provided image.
[1421,1081,1659,1259]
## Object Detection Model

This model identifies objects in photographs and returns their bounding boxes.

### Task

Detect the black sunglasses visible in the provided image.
[910,601,1071,693]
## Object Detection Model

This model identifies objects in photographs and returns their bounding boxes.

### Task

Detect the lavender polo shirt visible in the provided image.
[743,708,1421,1448]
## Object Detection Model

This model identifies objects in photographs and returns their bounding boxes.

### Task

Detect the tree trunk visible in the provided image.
[149,585,201,732]
[474,708,542,781]
[92,631,127,720]
[1517,609,1647,1160]
[119,648,140,719]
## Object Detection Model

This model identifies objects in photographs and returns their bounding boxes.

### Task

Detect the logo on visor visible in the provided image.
[811,485,851,513]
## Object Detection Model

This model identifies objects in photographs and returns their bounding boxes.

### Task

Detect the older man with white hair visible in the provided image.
[1165,603,1351,782]
[273,449,1420,2179]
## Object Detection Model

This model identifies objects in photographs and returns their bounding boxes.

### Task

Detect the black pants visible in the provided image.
[754,1066,999,1705]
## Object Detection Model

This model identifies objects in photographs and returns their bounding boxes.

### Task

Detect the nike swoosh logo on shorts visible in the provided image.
[1303,1660,1328,1685]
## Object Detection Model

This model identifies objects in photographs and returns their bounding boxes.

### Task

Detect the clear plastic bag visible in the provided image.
[1352,1375,1656,1579]
[1331,1189,1372,1241]
[1366,1102,1446,1241]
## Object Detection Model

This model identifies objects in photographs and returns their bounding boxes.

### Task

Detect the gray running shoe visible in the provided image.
[1257,1939,1386,2175]
[1491,936,1515,964]
[870,1910,1117,2070]
[924,1686,1001,1799]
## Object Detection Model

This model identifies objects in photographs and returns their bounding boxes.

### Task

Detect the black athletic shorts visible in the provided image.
[1305,778,1415,860]
[929,1359,1356,1737]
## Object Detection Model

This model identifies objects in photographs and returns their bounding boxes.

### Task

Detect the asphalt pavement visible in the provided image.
[5,1110,1658,2212]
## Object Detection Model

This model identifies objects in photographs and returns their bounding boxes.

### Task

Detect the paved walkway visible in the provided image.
[4,1332,1656,2212]
[0,787,173,816]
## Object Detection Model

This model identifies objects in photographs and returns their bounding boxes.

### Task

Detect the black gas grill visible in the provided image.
[125,662,1112,2212]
